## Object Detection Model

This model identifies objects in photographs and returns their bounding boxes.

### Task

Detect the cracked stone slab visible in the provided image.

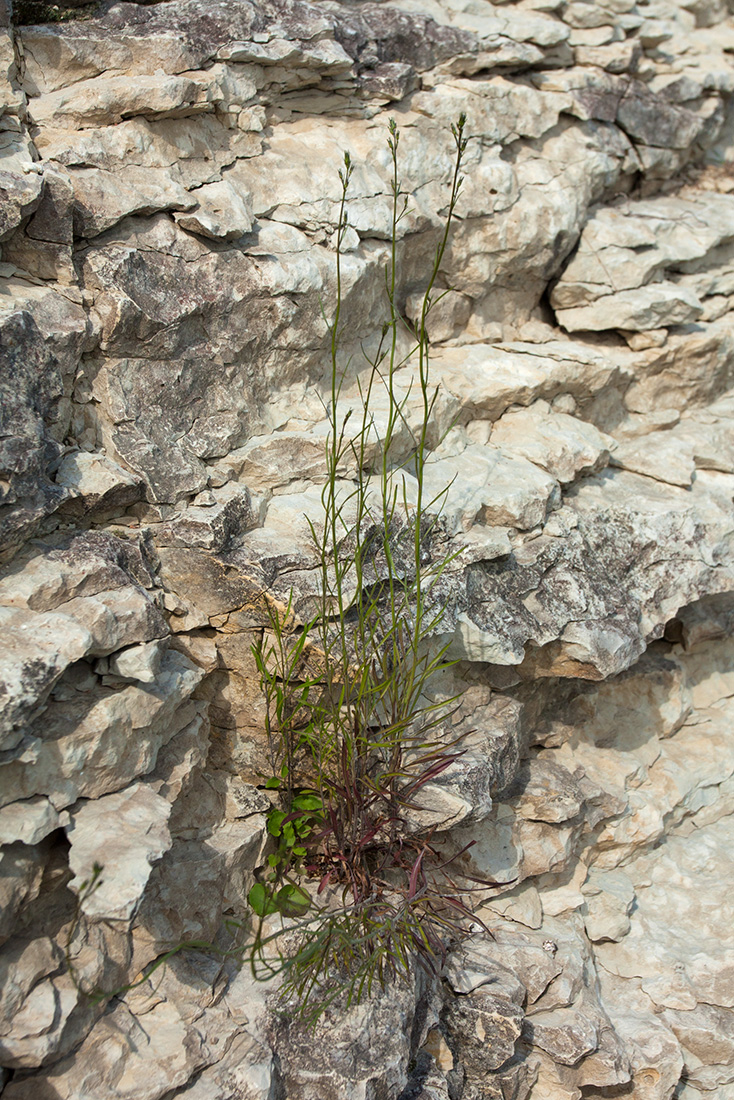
[66,782,173,921]
[555,283,703,333]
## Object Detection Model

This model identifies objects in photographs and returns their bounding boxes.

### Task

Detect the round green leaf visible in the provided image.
[248,883,277,917]
[276,884,311,917]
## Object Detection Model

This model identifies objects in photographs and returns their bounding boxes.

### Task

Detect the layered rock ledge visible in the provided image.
[1,0,734,1096]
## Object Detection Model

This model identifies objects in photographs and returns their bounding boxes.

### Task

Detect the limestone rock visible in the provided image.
[444,971,525,1075]
[3,993,213,1100]
[490,402,614,485]
[55,451,143,516]
[28,72,223,131]
[445,935,530,998]
[106,638,166,683]
[66,783,173,921]
[68,165,197,239]
[582,868,635,943]
[0,651,205,811]
[526,1006,599,1066]
[610,430,697,487]
[153,483,255,552]
[555,283,704,333]
[174,179,253,240]
[0,843,48,945]
[1,0,734,1095]
[0,798,60,846]
[0,603,92,750]
[0,297,86,552]
[0,168,43,241]
[422,432,561,533]
[270,976,421,1100]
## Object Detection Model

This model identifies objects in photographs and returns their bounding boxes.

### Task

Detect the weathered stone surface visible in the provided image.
[444,971,525,1075]
[0,650,204,810]
[0,603,92,749]
[490,401,613,485]
[2,0,734,1096]
[55,451,143,516]
[421,432,561,532]
[153,483,255,552]
[66,783,173,921]
[556,283,704,332]
[174,179,253,241]
[0,798,60,846]
[0,296,86,552]
[270,976,421,1100]
[0,842,48,945]
[0,169,43,240]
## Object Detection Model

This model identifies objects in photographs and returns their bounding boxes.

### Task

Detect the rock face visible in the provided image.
[1,0,734,1096]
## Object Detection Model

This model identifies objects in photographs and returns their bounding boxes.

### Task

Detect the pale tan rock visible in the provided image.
[601,999,684,1100]
[403,780,473,833]
[623,318,734,414]
[409,75,567,145]
[56,451,142,515]
[528,1005,599,1065]
[0,652,204,811]
[673,414,734,474]
[270,972,421,1100]
[0,843,47,945]
[582,868,635,942]
[514,758,585,824]
[421,432,560,533]
[515,817,579,880]
[574,41,641,72]
[0,604,92,749]
[623,328,668,351]
[68,165,197,238]
[443,975,525,1074]
[154,482,254,552]
[174,179,253,241]
[0,797,60,846]
[535,860,589,918]
[0,538,151,613]
[556,283,703,333]
[483,882,544,929]
[682,635,734,709]
[458,929,561,1006]
[66,783,172,920]
[431,340,633,423]
[526,1054,582,1100]
[445,938,527,999]
[447,804,521,887]
[2,0,734,1093]
[59,585,165,656]
[3,994,211,1100]
[405,287,472,344]
[0,943,80,1069]
[28,72,222,131]
[107,638,166,683]
[223,431,329,492]
[552,193,734,311]
[421,1028,454,1072]
[490,401,613,485]
[36,114,257,176]
[610,430,697,487]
